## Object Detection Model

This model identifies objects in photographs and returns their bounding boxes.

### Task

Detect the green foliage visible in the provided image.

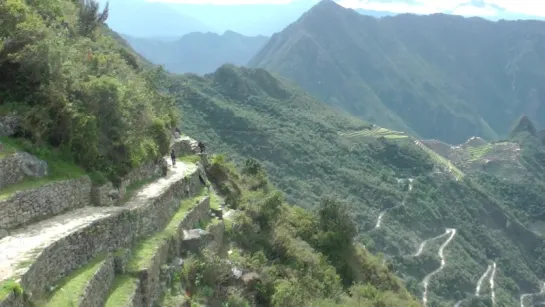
[78,0,109,37]
[170,64,545,305]
[0,0,177,181]
[181,158,422,306]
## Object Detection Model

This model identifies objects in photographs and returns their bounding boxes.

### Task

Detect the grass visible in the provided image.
[0,137,86,200]
[42,254,107,307]
[465,144,493,161]
[208,189,222,210]
[104,276,140,307]
[127,188,207,272]
[0,279,23,301]
[179,154,201,164]
[339,127,409,140]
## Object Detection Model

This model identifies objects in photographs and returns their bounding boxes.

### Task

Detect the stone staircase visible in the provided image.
[0,136,225,307]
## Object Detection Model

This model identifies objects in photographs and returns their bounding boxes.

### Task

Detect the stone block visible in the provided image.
[0,152,48,190]
[0,115,19,137]
[181,229,213,255]
[91,182,120,207]
[114,248,132,274]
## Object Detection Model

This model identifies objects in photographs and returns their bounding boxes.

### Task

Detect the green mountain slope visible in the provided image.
[170,64,545,306]
[248,0,545,144]
[0,0,177,181]
[123,31,268,75]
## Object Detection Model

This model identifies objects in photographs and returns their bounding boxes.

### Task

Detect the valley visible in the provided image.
[3,0,545,306]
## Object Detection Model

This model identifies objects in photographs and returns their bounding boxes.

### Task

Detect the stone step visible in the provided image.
[43,254,115,307]
[0,161,205,304]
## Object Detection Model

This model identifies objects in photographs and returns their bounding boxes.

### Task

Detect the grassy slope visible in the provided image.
[249,1,545,144]
[172,64,545,306]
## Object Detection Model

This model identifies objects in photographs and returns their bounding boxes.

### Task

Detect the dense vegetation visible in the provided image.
[249,0,545,144]
[169,64,545,305]
[123,31,268,75]
[0,0,177,182]
[175,155,421,306]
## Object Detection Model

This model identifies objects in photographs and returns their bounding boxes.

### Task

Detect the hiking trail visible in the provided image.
[375,178,413,229]
[422,228,457,306]
[0,159,196,283]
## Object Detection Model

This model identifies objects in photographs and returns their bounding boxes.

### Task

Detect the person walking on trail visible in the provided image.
[198,141,205,153]
[171,148,176,167]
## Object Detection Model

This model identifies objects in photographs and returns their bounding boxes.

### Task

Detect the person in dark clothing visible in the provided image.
[170,148,176,167]
[174,127,181,139]
[198,141,205,153]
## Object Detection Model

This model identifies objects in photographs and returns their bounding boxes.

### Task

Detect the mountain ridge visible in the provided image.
[249,0,545,145]
[123,31,269,75]
[170,63,545,306]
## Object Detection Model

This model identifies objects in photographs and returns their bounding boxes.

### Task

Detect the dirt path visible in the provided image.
[0,160,196,283]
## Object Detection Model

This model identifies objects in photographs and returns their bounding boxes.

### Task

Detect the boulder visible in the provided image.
[0,115,19,137]
[0,152,48,189]
[181,229,213,254]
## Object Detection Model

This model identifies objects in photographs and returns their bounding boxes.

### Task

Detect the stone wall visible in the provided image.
[0,292,24,307]
[16,166,206,300]
[79,255,115,307]
[91,160,165,207]
[0,152,48,190]
[0,176,92,231]
[134,196,211,307]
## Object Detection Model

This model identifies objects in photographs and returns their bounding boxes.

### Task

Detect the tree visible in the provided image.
[78,0,109,37]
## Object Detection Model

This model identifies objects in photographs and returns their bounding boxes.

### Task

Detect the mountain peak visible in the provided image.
[310,0,344,13]
[510,115,537,137]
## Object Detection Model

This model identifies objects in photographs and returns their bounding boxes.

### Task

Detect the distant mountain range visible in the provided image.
[249,0,545,144]
[122,31,268,75]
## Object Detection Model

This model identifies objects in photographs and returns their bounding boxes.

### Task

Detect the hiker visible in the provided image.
[198,141,205,153]
[174,127,181,139]
[170,148,176,167]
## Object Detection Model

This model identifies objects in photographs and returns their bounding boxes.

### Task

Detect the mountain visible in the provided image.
[99,0,213,38]
[0,1,422,306]
[166,0,318,36]
[249,0,545,145]
[123,31,269,75]
[167,64,545,306]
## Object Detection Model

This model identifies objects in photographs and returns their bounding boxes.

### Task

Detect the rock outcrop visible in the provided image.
[0,152,48,190]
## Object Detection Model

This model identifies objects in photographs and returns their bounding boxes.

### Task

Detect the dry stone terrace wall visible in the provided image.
[16,166,206,301]
[79,255,115,307]
[134,197,212,307]
[0,176,92,232]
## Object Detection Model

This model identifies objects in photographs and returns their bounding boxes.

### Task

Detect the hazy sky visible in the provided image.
[149,0,545,18]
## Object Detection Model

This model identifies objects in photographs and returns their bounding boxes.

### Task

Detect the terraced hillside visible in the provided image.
[0,136,222,307]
